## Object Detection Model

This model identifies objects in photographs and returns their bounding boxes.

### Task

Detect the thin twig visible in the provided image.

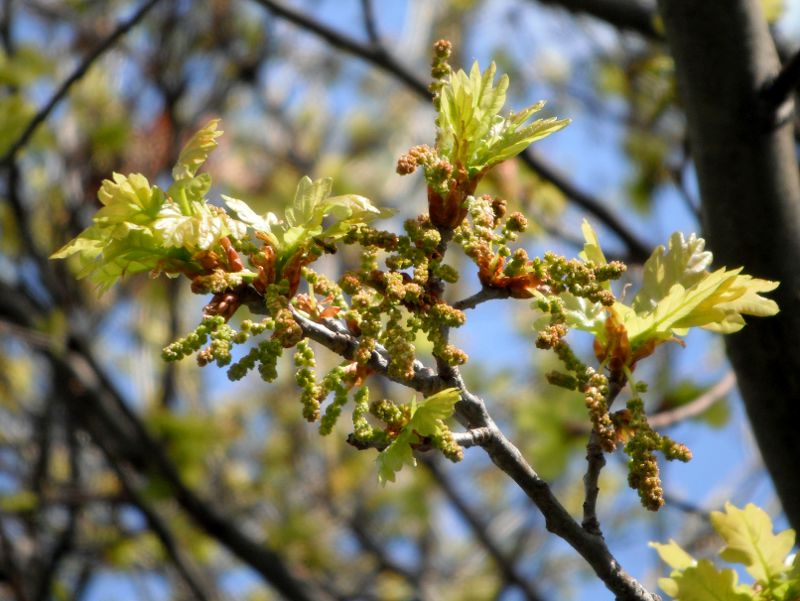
[359,0,381,48]
[248,0,652,261]
[581,431,606,536]
[111,464,217,601]
[422,457,547,601]
[581,376,625,536]
[761,48,800,113]
[0,0,164,166]
[647,371,736,430]
[452,287,511,310]
[453,427,494,448]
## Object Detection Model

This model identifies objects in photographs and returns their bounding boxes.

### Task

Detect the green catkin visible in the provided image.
[319,366,349,435]
[257,339,283,382]
[294,340,320,422]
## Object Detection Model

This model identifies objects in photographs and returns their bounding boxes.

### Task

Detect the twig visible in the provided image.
[249,0,426,96]
[581,376,625,536]
[111,464,217,601]
[582,431,606,536]
[526,0,662,40]
[248,0,652,262]
[518,152,650,262]
[359,0,381,48]
[422,457,547,601]
[761,48,800,113]
[647,371,736,430]
[289,307,441,395]
[452,287,511,311]
[453,427,494,448]
[0,0,164,166]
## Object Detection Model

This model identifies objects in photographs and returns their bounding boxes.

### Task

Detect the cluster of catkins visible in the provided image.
[535,293,692,509]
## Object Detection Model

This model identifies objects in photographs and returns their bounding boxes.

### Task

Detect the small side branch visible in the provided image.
[290,308,441,395]
[0,0,164,166]
[761,48,800,115]
[452,427,494,448]
[453,287,510,310]
[581,374,626,534]
[582,431,606,536]
[647,371,735,429]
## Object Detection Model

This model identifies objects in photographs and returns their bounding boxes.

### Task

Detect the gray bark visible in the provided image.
[658,0,800,529]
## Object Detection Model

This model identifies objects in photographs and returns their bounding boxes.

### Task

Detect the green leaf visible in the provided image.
[650,540,696,570]
[222,195,279,236]
[0,45,52,86]
[286,176,332,228]
[407,388,460,436]
[318,193,387,238]
[153,201,246,252]
[710,502,795,583]
[0,490,38,512]
[172,119,222,182]
[614,233,778,347]
[376,428,416,485]
[579,219,608,267]
[660,559,754,601]
[435,61,569,175]
[376,388,460,485]
[633,232,712,314]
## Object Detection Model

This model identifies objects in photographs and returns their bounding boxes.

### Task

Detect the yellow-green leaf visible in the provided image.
[711,502,795,583]
[172,119,222,181]
[662,559,753,601]
[376,389,460,485]
[650,540,696,570]
[579,219,608,267]
[408,388,460,436]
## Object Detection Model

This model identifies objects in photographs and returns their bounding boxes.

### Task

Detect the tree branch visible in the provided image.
[452,287,511,311]
[248,0,652,262]
[647,371,736,430]
[46,336,330,601]
[305,311,658,600]
[529,0,661,40]
[289,308,441,395]
[359,0,381,48]
[422,457,547,601]
[0,0,164,167]
[111,464,218,601]
[582,375,625,535]
[761,48,800,116]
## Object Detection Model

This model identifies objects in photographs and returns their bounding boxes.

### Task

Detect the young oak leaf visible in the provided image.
[172,118,222,182]
[649,540,697,571]
[222,195,280,245]
[632,232,712,314]
[50,173,182,290]
[377,388,460,485]
[573,223,779,354]
[436,61,569,176]
[657,559,753,601]
[51,122,238,290]
[711,502,795,584]
[153,201,246,252]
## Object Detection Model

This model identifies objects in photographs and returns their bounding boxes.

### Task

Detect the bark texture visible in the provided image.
[658,0,800,529]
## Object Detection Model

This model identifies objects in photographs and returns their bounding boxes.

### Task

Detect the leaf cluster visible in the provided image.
[436,62,570,177]
[652,503,800,601]
[376,388,461,485]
